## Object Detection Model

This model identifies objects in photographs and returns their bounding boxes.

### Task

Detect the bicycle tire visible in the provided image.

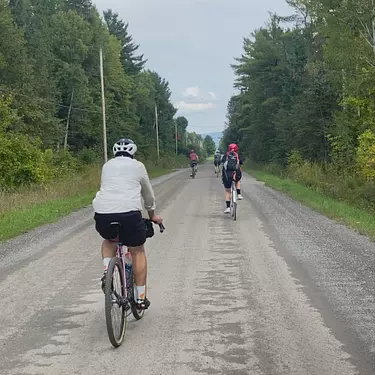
[128,268,145,320]
[105,257,127,348]
[233,201,237,221]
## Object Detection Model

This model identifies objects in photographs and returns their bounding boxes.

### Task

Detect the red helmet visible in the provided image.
[228,143,238,153]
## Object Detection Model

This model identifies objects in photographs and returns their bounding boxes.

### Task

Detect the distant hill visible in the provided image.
[201,131,222,147]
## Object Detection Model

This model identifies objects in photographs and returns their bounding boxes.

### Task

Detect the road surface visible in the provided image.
[1,164,375,374]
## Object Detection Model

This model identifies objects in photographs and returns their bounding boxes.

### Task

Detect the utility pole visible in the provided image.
[100,48,108,163]
[155,103,159,161]
[175,120,178,155]
[64,89,74,150]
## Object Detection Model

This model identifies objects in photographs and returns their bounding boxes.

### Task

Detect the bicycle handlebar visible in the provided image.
[144,218,165,233]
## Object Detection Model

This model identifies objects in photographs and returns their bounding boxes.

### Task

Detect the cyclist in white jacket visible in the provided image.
[92,138,163,310]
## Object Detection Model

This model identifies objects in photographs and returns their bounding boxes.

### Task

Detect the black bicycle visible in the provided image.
[104,219,165,348]
[190,161,198,179]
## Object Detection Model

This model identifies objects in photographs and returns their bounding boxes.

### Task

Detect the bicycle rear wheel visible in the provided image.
[231,184,237,221]
[105,257,127,347]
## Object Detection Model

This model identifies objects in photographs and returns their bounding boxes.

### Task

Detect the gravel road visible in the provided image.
[1,164,374,374]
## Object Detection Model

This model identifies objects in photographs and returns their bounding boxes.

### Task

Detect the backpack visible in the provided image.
[224,151,238,171]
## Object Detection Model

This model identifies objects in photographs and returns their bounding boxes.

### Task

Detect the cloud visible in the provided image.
[182,86,200,98]
[175,101,216,112]
[181,86,217,101]
[177,87,217,112]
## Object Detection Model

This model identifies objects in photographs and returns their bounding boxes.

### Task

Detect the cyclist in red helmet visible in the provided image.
[189,149,199,177]
[221,143,243,213]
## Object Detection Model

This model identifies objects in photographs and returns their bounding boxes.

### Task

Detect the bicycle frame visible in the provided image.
[116,244,130,300]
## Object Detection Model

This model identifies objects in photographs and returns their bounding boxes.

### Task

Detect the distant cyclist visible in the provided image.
[189,149,199,177]
[92,138,163,310]
[214,149,222,175]
[222,143,243,213]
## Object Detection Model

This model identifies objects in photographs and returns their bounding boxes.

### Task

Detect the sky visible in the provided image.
[94,0,292,134]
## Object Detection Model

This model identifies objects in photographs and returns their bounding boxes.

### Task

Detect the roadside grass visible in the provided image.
[0,163,175,242]
[246,168,375,240]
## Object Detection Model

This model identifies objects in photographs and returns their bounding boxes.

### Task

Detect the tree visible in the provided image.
[203,135,216,156]
[0,0,202,188]
[104,9,146,75]
[175,116,188,146]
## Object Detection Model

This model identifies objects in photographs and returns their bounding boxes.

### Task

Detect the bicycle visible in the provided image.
[214,163,221,177]
[190,161,197,179]
[230,172,237,221]
[104,219,165,348]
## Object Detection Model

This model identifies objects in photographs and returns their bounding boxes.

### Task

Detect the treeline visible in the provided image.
[0,0,200,188]
[222,0,375,209]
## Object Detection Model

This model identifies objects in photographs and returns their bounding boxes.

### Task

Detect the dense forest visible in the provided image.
[0,0,205,188]
[222,0,375,209]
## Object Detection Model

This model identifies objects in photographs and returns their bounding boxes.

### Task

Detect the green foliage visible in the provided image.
[104,9,146,75]
[356,130,375,182]
[224,1,375,207]
[0,1,209,189]
[0,133,49,187]
[203,135,216,156]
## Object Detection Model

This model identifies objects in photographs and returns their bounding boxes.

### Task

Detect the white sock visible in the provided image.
[136,285,146,300]
[103,257,111,270]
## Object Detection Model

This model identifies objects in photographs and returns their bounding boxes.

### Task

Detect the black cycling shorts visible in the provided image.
[214,159,221,166]
[94,211,146,247]
[222,168,242,189]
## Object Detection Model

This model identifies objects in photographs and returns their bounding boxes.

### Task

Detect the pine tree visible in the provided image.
[104,9,147,75]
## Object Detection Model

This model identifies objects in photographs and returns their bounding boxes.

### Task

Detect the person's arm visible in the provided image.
[139,162,156,219]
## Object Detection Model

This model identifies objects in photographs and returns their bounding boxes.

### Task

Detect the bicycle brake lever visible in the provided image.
[159,223,165,233]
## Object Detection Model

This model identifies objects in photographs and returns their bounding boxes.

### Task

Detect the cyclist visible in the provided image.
[189,149,199,176]
[214,149,222,174]
[222,143,243,213]
[92,138,163,310]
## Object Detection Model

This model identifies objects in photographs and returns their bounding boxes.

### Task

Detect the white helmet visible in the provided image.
[113,138,137,156]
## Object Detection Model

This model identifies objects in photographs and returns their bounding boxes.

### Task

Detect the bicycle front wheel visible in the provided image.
[105,257,127,348]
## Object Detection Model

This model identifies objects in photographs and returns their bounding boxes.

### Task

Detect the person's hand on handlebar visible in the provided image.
[150,214,163,225]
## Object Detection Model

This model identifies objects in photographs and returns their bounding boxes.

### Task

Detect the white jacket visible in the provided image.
[92,156,156,214]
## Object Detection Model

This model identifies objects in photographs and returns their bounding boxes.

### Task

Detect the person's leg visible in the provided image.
[235,169,243,200]
[123,211,149,308]
[94,213,119,291]
[129,245,147,301]
[223,171,232,213]
[101,240,117,270]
